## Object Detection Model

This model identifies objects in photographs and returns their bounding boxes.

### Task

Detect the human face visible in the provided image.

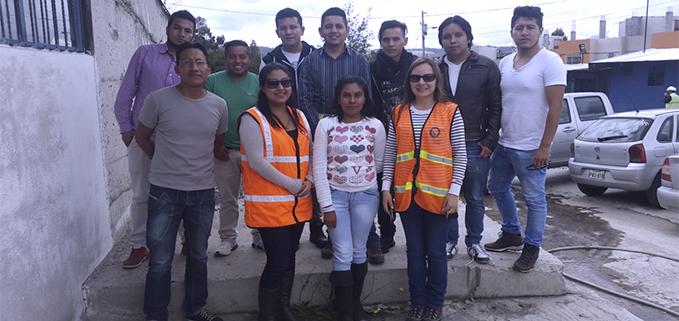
[440,23,470,59]
[380,28,408,61]
[319,16,349,47]
[175,48,210,87]
[226,45,251,78]
[409,63,437,101]
[511,17,543,50]
[166,18,195,48]
[263,69,292,107]
[338,83,366,122]
[276,17,305,49]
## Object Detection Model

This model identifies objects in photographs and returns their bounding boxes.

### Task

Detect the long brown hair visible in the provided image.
[396,57,449,116]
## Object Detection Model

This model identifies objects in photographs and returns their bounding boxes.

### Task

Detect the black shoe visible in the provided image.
[513,243,539,273]
[421,307,442,321]
[484,232,523,252]
[276,272,303,321]
[367,246,385,265]
[258,287,278,321]
[309,223,328,248]
[380,238,396,253]
[321,241,333,259]
[406,307,425,321]
[187,308,223,321]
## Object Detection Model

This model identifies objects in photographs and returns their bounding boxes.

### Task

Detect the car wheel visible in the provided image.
[646,172,662,208]
[577,183,607,196]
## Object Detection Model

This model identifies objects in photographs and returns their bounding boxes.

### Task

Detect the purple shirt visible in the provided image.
[114,43,180,133]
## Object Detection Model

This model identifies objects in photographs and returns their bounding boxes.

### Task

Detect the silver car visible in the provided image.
[658,153,679,211]
[569,109,679,207]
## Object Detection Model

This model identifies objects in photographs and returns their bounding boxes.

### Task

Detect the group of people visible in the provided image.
[114,5,566,321]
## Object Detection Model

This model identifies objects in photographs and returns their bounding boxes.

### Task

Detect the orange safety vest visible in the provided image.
[240,106,313,228]
[392,102,457,215]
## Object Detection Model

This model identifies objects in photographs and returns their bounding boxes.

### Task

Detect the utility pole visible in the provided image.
[421,11,427,57]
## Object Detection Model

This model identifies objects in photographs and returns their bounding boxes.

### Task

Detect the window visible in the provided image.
[0,0,90,52]
[566,53,582,64]
[648,65,665,86]
[656,117,673,143]
[559,99,571,124]
[574,96,607,121]
[553,39,560,49]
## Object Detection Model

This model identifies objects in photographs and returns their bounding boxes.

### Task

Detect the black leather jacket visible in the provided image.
[439,51,502,151]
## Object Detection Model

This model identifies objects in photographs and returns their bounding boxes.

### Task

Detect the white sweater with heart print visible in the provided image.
[312,116,386,212]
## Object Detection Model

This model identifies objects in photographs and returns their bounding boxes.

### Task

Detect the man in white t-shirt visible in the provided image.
[483,6,566,273]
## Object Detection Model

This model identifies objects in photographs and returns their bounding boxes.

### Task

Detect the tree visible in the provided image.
[343,1,373,58]
[193,17,226,72]
[249,40,261,74]
[552,28,568,41]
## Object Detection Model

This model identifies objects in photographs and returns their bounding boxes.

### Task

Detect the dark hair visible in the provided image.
[276,8,303,27]
[176,42,209,65]
[321,7,347,26]
[224,40,251,58]
[438,16,474,48]
[256,63,304,131]
[398,57,448,115]
[168,10,196,30]
[329,76,379,123]
[378,20,407,41]
[511,6,543,29]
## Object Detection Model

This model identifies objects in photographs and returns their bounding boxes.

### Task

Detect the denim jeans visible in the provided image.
[447,141,491,247]
[367,173,396,248]
[400,201,449,309]
[258,222,304,290]
[487,144,547,247]
[144,185,215,321]
[328,186,379,271]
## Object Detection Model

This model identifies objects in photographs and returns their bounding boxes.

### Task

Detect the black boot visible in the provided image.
[276,271,302,321]
[258,287,278,321]
[351,262,370,321]
[309,221,328,248]
[330,270,353,321]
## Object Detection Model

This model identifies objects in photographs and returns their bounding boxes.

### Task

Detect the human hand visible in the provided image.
[533,146,551,167]
[382,190,394,214]
[121,131,134,147]
[214,145,230,161]
[477,142,493,158]
[295,180,312,197]
[442,194,459,216]
[323,211,337,228]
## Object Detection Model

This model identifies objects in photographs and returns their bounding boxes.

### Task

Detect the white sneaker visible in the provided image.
[467,243,490,264]
[446,242,457,260]
[215,240,238,257]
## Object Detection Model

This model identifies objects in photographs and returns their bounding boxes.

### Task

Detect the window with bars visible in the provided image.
[0,0,90,52]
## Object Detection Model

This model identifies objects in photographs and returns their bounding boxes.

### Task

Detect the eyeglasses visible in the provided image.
[265,77,293,89]
[409,74,436,83]
[178,59,207,68]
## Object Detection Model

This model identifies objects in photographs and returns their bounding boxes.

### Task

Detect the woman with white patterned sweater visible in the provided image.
[313,76,386,321]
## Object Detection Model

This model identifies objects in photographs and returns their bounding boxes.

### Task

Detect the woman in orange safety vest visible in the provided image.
[381,57,467,321]
[239,63,313,321]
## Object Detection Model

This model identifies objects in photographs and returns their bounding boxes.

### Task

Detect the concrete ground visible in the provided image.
[82,201,641,321]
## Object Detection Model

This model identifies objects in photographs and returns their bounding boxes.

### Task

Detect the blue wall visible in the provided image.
[596,60,679,112]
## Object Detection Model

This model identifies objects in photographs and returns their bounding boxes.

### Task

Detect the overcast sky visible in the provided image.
[169,0,676,50]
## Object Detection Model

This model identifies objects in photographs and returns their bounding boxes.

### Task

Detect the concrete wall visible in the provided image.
[0,47,111,320]
[0,0,169,319]
[90,0,170,243]
[651,31,679,48]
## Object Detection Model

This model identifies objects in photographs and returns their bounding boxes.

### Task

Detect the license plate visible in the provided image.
[588,170,605,180]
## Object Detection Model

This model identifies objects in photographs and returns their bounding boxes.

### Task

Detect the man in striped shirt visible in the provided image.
[297,7,371,255]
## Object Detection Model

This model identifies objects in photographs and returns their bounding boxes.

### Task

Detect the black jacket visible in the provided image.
[261,41,315,106]
[439,51,502,151]
[370,49,417,129]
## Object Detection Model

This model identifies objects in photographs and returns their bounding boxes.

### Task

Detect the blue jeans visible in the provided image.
[487,144,547,247]
[143,185,215,321]
[400,201,449,309]
[328,186,379,271]
[447,141,491,247]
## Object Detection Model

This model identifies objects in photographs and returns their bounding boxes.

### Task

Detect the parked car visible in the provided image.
[551,92,615,167]
[569,108,679,207]
[657,153,679,211]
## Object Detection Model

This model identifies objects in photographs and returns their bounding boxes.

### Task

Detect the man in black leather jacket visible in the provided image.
[437,15,501,264]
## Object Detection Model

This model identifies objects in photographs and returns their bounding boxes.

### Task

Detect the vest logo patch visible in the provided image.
[429,127,441,138]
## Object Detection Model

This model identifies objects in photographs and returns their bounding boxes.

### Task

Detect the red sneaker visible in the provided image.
[123,247,149,269]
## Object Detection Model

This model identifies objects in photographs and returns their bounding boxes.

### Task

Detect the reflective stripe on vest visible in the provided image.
[420,150,453,166]
[667,93,679,109]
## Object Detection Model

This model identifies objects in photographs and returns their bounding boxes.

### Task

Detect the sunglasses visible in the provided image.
[265,77,293,89]
[409,74,437,82]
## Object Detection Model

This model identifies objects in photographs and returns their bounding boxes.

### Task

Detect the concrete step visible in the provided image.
[82,204,566,320]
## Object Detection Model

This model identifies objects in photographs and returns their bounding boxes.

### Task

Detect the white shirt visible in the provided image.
[498,48,566,150]
[282,49,302,69]
[444,57,464,96]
